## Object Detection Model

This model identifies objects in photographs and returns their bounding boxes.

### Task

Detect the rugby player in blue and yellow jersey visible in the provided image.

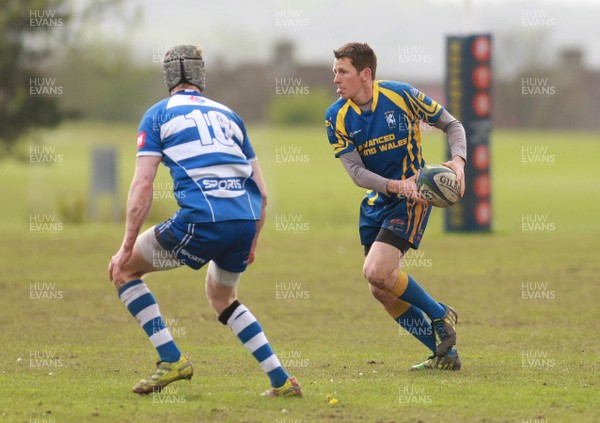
[325,42,467,370]
[108,45,302,397]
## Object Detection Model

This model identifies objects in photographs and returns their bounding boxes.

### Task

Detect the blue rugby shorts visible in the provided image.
[153,212,257,273]
[359,196,431,250]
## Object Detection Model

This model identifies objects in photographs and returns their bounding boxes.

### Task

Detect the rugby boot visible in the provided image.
[261,376,303,398]
[431,303,458,357]
[409,349,461,371]
[132,353,193,394]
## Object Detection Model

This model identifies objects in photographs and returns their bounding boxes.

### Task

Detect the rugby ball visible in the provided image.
[416,164,461,208]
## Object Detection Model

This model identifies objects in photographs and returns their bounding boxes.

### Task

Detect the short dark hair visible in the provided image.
[333,42,377,79]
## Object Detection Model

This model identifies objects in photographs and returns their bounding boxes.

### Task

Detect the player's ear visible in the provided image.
[361,68,372,81]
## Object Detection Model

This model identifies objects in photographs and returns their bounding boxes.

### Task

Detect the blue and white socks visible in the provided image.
[119,281,289,387]
[219,300,289,388]
[119,279,181,363]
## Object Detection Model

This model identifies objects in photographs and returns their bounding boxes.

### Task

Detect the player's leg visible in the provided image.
[205,221,302,398]
[363,198,458,357]
[206,265,301,397]
[365,236,458,356]
[360,219,436,353]
[363,236,444,317]
[365,238,460,367]
[363,243,459,369]
[115,225,192,394]
[369,284,436,354]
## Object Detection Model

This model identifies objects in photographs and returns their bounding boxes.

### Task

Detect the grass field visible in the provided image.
[1,122,599,422]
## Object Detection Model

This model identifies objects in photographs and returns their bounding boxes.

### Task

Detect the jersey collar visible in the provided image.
[348,81,380,115]
[173,89,203,97]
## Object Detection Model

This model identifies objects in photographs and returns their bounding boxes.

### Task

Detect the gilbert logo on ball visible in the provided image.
[416,164,461,208]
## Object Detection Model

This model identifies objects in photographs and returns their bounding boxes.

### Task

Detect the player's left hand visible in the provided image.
[394,176,428,206]
[247,238,258,265]
[443,156,466,197]
[108,246,132,285]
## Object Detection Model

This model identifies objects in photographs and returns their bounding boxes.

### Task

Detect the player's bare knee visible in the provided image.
[205,283,231,307]
[112,270,145,290]
[206,289,236,315]
[205,262,239,315]
[362,263,387,289]
[368,285,398,308]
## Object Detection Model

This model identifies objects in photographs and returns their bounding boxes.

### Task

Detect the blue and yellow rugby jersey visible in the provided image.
[325,80,443,206]
[136,90,262,223]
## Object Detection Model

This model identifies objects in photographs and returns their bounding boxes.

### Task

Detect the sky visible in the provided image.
[86,0,600,82]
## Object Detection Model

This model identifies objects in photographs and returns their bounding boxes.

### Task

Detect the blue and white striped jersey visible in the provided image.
[136,90,262,223]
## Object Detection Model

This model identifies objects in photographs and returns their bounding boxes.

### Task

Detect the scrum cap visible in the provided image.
[163,45,205,92]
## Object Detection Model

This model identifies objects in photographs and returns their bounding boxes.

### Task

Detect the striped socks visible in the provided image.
[219,300,289,388]
[118,279,181,363]
[119,281,288,387]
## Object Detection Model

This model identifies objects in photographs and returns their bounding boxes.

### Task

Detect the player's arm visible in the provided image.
[339,150,389,193]
[109,155,161,282]
[122,155,161,249]
[433,109,467,197]
[400,84,466,198]
[339,151,426,204]
[248,159,267,264]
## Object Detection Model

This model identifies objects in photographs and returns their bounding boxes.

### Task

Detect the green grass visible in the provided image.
[0,122,599,422]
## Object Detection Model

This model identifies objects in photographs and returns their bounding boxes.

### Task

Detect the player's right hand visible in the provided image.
[442,157,466,198]
[108,246,132,285]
